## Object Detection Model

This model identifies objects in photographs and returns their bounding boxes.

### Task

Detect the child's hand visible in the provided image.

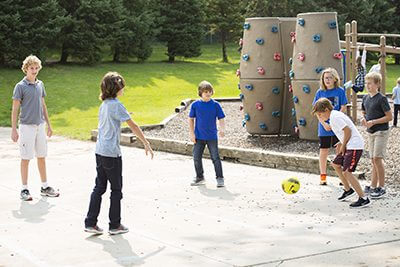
[219,130,225,138]
[366,120,374,128]
[361,117,367,127]
[335,143,342,155]
[144,142,154,159]
[339,145,346,155]
[190,132,196,143]
[11,129,19,142]
[47,126,53,138]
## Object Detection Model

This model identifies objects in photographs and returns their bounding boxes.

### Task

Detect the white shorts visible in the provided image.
[19,123,47,160]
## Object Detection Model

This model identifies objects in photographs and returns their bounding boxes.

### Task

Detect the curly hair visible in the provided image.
[100,72,125,100]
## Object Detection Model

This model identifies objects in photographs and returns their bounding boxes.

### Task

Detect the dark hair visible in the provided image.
[198,80,214,97]
[100,72,125,100]
[312,97,333,116]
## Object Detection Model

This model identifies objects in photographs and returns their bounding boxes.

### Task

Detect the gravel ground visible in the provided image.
[143,100,399,192]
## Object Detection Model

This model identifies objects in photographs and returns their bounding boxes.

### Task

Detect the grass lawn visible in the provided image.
[1,43,399,140]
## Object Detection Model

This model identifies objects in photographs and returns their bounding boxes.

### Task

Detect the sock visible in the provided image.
[41,182,48,189]
[320,174,327,181]
[22,184,28,190]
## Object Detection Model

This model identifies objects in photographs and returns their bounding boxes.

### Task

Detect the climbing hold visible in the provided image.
[302,84,310,94]
[288,84,293,93]
[242,54,250,61]
[294,126,299,134]
[256,38,264,45]
[242,120,246,127]
[259,123,267,130]
[257,67,265,75]
[293,96,299,103]
[237,83,240,89]
[291,108,296,116]
[272,87,280,95]
[255,102,263,110]
[299,118,306,126]
[328,20,337,29]
[315,66,324,74]
[272,111,280,117]
[289,70,295,79]
[298,18,305,26]
[289,57,293,65]
[243,22,250,30]
[239,93,244,100]
[271,25,278,33]
[297,53,305,61]
[313,34,321,43]
[245,84,253,91]
[239,104,243,111]
[244,113,250,121]
[333,52,342,59]
[273,52,281,61]
[290,32,296,43]
[236,69,241,77]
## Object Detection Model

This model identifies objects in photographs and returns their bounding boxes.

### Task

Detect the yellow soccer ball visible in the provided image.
[282,177,300,194]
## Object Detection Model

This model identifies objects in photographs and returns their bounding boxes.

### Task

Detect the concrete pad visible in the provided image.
[0,127,399,266]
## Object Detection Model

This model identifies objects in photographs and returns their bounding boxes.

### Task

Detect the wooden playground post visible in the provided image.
[345,23,351,116]
[380,36,386,95]
[351,21,358,122]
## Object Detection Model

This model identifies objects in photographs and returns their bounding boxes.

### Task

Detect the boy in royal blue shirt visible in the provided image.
[189,81,225,187]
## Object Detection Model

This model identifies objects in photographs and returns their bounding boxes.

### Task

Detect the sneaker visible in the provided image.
[349,197,371,208]
[319,179,327,186]
[84,225,103,235]
[338,188,355,201]
[364,185,371,195]
[216,177,225,188]
[370,187,386,199]
[190,177,205,186]
[109,224,129,235]
[20,189,33,201]
[40,186,60,197]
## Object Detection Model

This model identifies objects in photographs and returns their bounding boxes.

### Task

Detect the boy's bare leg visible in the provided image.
[332,163,351,190]
[319,148,329,175]
[37,157,47,183]
[343,171,365,198]
[21,159,30,185]
[370,159,378,188]
[373,157,385,187]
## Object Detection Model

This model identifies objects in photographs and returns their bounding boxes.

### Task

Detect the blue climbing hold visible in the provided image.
[289,57,293,65]
[289,70,295,79]
[245,84,253,91]
[299,118,306,126]
[315,66,324,74]
[243,22,250,30]
[272,111,280,117]
[242,120,246,127]
[271,25,278,33]
[302,84,310,94]
[298,18,305,26]
[293,96,299,103]
[291,108,296,116]
[259,123,267,130]
[242,54,250,61]
[313,34,321,42]
[256,38,264,45]
[328,20,337,29]
[239,93,244,100]
[272,87,280,95]
[244,113,250,121]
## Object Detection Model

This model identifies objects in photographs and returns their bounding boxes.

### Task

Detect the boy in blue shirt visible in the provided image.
[84,72,154,235]
[189,81,226,187]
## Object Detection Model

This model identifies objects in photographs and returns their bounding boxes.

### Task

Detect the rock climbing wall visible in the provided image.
[291,12,343,140]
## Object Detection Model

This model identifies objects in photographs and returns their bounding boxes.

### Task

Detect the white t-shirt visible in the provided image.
[329,110,364,150]
[369,64,381,74]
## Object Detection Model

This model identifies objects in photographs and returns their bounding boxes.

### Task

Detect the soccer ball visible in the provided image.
[282,177,300,194]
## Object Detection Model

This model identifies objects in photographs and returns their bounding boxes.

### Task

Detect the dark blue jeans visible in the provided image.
[193,139,223,179]
[394,104,400,127]
[85,154,123,229]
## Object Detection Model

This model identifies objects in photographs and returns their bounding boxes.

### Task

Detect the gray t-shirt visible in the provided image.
[12,78,46,125]
[95,98,131,157]
[361,93,391,133]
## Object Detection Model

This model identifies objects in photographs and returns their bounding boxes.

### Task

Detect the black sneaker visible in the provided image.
[20,189,33,201]
[84,225,104,235]
[370,187,386,199]
[338,188,355,201]
[109,224,129,235]
[190,177,205,186]
[349,197,371,208]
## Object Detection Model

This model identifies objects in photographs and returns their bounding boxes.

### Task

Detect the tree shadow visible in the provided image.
[11,197,55,223]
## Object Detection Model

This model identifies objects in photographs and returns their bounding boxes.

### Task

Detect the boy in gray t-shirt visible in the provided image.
[11,55,59,201]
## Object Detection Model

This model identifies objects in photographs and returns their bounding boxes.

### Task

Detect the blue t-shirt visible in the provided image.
[393,86,400,105]
[189,99,225,140]
[96,98,131,157]
[313,87,348,137]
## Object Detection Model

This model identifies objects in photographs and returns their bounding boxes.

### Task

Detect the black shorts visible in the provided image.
[332,150,363,172]
[319,136,339,149]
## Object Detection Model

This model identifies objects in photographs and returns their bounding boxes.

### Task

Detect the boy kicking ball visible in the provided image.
[312,98,370,208]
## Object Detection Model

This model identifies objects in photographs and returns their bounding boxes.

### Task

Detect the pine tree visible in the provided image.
[157,0,205,62]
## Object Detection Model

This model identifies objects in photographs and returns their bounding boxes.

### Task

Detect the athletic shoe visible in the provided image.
[84,225,103,235]
[349,197,371,208]
[109,224,129,235]
[190,177,205,186]
[364,185,371,195]
[20,189,33,201]
[338,188,355,201]
[41,186,60,197]
[216,177,225,188]
[370,187,386,199]
[319,179,327,186]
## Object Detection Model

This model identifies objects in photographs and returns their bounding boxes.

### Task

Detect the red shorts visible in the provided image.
[332,150,363,172]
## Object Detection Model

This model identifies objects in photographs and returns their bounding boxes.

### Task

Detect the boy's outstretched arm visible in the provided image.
[11,100,20,142]
[189,118,196,143]
[218,118,225,137]
[126,119,154,159]
[42,98,53,137]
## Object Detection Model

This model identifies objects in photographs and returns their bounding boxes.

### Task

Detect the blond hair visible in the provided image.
[312,98,334,116]
[365,72,382,87]
[21,55,42,74]
[320,67,340,90]
[198,80,214,97]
